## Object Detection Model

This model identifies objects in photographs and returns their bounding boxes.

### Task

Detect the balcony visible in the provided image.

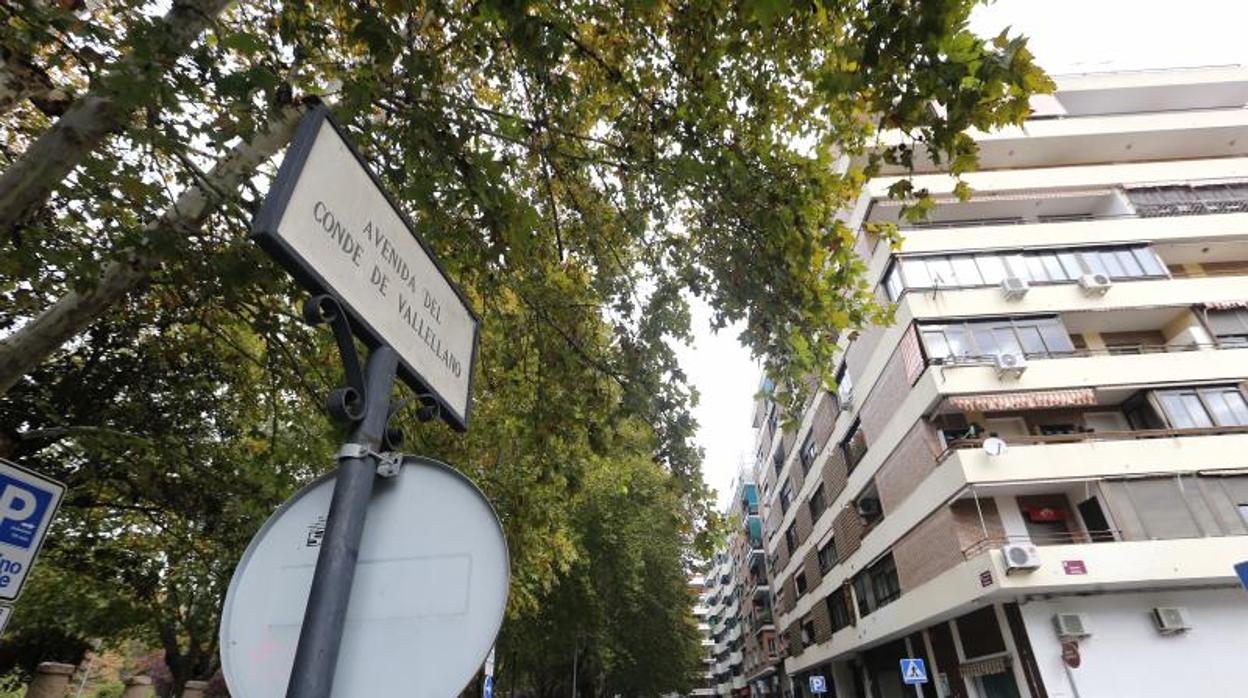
[922,342,1248,401]
[871,106,1248,174]
[794,536,1246,674]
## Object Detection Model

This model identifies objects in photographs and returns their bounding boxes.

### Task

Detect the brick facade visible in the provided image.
[832,506,866,561]
[859,342,911,441]
[874,420,943,513]
[891,507,964,591]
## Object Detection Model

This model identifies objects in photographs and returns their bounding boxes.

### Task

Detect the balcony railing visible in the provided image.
[962,531,1122,559]
[937,424,1248,463]
[927,341,1245,371]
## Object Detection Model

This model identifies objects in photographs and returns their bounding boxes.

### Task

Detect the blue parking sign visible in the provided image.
[809,675,827,694]
[483,675,493,698]
[0,460,64,601]
[901,658,928,685]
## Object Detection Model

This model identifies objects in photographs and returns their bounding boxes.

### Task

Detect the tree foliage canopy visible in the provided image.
[0,0,1047,693]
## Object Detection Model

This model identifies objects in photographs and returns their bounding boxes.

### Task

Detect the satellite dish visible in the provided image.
[221,456,509,697]
[983,437,1008,457]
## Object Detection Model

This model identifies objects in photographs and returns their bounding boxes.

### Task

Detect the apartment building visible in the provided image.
[689,575,717,697]
[706,475,785,697]
[755,66,1248,698]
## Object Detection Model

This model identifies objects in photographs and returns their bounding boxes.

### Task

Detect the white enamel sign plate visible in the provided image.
[0,459,64,601]
[220,457,509,697]
[253,107,479,430]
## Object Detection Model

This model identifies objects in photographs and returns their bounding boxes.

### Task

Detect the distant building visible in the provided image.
[754,66,1248,698]
[690,575,716,697]
[707,473,784,697]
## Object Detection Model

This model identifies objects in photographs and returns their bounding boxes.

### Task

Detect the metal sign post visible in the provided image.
[237,105,496,698]
[283,315,398,698]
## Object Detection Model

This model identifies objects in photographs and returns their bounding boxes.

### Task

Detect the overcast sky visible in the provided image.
[686,0,1248,509]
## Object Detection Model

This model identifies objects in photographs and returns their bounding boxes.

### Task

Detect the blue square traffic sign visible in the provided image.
[0,460,65,601]
[809,675,827,694]
[0,471,55,549]
[1236,561,1248,591]
[901,658,928,685]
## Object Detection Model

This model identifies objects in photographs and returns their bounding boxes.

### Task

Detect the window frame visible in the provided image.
[817,539,837,574]
[799,430,818,473]
[885,244,1169,300]
[808,484,828,524]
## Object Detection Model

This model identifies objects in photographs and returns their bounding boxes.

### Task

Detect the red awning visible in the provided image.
[949,389,1097,413]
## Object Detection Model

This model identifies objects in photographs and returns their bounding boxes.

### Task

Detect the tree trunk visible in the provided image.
[0,103,305,398]
[0,0,234,231]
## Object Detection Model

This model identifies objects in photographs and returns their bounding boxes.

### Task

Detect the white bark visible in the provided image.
[0,0,234,230]
[0,103,306,398]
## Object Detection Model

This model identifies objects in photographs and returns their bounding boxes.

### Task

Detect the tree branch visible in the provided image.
[0,102,306,398]
[0,0,235,231]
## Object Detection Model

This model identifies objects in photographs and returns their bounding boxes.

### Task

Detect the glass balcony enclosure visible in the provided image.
[884,244,1167,301]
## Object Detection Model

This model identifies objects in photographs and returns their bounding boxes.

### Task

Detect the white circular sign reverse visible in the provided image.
[221,456,509,697]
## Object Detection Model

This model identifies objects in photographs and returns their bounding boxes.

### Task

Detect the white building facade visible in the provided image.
[753,66,1248,698]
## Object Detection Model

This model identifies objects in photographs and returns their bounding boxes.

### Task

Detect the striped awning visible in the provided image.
[949,388,1097,413]
[1204,300,1248,310]
[874,187,1117,207]
[960,655,1011,678]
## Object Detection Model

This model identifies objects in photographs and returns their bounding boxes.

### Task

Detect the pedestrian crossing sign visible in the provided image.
[901,658,928,685]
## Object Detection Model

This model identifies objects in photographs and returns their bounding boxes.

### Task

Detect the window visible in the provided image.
[799,430,818,473]
[817,539,837,574]
[840,419,868,472]
[856,481,883,527]
[800,619,816,647]
[773,440,786,475]
[809,484,828,523]
[1239,504,1248,527]
[779,480,794,514]
[795,571,808,596]
[784,522,798,555]
[1208,308,1248,345]
[1155,386,1248,428]
[851,553,901,617]
[1127,182,1248,216]
[919,316,1073,362]
[883,245,1168,300]
[827,587,853,632]
[835,364,854,408]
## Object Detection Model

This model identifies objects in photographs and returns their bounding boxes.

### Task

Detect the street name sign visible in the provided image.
[253,106,479,430]
[221,456,509,697]
[901,658,928,685]
[0,459,64,601]
[809,675,827,694]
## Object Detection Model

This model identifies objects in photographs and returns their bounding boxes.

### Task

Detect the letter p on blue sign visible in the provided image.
[0,460,64,601]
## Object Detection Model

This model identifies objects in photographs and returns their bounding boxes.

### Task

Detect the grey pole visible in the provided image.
[285,346,399,698]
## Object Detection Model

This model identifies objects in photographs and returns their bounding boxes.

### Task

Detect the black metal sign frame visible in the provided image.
[252,105,479,431]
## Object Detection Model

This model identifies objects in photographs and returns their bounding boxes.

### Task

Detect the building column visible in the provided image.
[24,662,75,698]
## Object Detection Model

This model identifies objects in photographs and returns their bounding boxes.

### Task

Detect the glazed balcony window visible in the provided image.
[884,244,1167,301]
[919,315,1074,362]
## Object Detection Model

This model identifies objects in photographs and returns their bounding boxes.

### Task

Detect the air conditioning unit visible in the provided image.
[1151,607,1191,635]
[1000,276,1030,300]
[1052,612,1092,639]
[1002,542,1041,573]
[856,497,882,519]
[994,352,1028,379]
[1078,273,1113,296]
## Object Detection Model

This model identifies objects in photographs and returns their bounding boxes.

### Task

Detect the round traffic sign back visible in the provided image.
[220,456,509,697]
